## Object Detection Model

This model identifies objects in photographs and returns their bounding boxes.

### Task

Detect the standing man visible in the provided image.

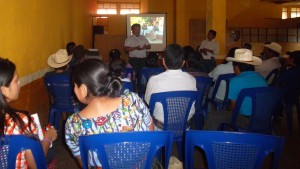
[198,29,219,73]
[124,23,151,76]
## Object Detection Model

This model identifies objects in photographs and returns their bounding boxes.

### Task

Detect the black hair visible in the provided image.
[232,61,255,72]
[223,47,239,64]
[187,52,202,70]
[0,58,33,135]
[289,51,300,65]
[66,42,76,56]
[109,49,121,60]
[146,52,159,67]
[208,30,217,37]
[72,59,122,99]
[164,43,184,69]
[243,43,252,50]
[73,45,87,60]
[109,58,126,77]
[131,23,141,30]
[183,46,195,61]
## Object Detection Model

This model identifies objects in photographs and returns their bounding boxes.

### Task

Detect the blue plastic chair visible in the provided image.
[149,91,200,160]
[79,131,174,169]
[124,67,134,82]
[44,74,79,129]
[138,67,164,98]
[0,135,47,169]
[185,131,285,169]
[206,73,236,110]
[265,68,279,86]
[121,81,134,94]
[218,87,282,134]
[194,76,213,129]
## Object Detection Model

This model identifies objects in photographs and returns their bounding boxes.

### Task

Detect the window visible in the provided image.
[120,3,140,15]
[97,3,117,15]
[282,8,288,19]
[291,7,300,18]
[96,2,140,15]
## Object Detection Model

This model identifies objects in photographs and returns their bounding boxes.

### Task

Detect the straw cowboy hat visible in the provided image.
[264,42,282,54]
[47,49,72,68]
[226,49,262,65]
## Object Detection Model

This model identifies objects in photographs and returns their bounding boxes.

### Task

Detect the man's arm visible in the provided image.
[144,44,151,49]
[124,46,139,52]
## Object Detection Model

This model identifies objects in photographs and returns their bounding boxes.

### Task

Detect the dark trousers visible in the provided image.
[128,57,146,77]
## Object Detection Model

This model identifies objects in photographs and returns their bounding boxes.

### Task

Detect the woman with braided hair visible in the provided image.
[65,59,153,168]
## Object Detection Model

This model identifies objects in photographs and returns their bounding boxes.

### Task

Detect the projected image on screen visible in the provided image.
[127,14,166,52]
[130,17,164,44]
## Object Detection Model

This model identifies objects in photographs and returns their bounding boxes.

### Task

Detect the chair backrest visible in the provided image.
[124,67,134,82]
[44,74,74,110]
[138,67,164,97]
[211,73,236,105]
[231,87,282,134]
[121,81,134,93]
[265,68,279,86]
[195,76,213,103]
[185,131,285,169]
[0,135,47,169]
[149,91,200,141]
[79,131,174,169]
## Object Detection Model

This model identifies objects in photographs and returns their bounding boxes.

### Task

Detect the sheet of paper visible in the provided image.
[31,113,44,140]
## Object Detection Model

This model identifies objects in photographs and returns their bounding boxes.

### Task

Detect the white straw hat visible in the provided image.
[47,49,72,68]
[226,49,262,65]
[264,42,282,54]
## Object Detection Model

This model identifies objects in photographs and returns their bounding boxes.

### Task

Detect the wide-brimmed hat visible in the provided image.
[226,49,262,65]
[47,49,72,68]
[264,42,282,54]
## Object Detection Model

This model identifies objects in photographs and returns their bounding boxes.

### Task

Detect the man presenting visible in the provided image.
[124,23,151,75]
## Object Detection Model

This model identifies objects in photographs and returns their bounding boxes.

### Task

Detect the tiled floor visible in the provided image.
[53,109,300,169]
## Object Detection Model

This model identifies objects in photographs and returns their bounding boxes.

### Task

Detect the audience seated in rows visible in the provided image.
[203,49,268,130]
[65,59,153,168]
[145,43,197,130]
[255,42,282,78]
[0,57,57,168]
[208,47,238,101]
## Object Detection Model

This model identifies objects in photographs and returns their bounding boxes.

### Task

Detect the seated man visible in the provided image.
[45,49,72,77]
[144,43,197,130]
[203,49,268,130]
[255,42,282,78]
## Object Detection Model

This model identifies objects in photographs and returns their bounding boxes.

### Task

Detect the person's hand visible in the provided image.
[44,127,57,142]
[202,48,208,55]
[136,45,144,50]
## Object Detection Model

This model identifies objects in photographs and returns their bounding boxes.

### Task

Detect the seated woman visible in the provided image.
[0,57,57,168]
[109,58,130,82]
[65,59,153,168]
[109,49,134,80]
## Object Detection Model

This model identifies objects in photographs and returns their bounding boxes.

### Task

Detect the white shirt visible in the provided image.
[124,35,150,58]
[255,57,281,78]
[208,62,234,100]
[199,39,219,59]
[145,69,197,123]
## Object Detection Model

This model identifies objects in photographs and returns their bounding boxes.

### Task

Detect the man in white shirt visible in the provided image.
[198,30,219,73]
[208,47,237,101]
[124,23,151,76]
[145,43,197,130]
[255,42,282,78]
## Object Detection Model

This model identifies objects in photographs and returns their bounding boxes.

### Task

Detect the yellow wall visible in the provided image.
[0,0,93,78]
